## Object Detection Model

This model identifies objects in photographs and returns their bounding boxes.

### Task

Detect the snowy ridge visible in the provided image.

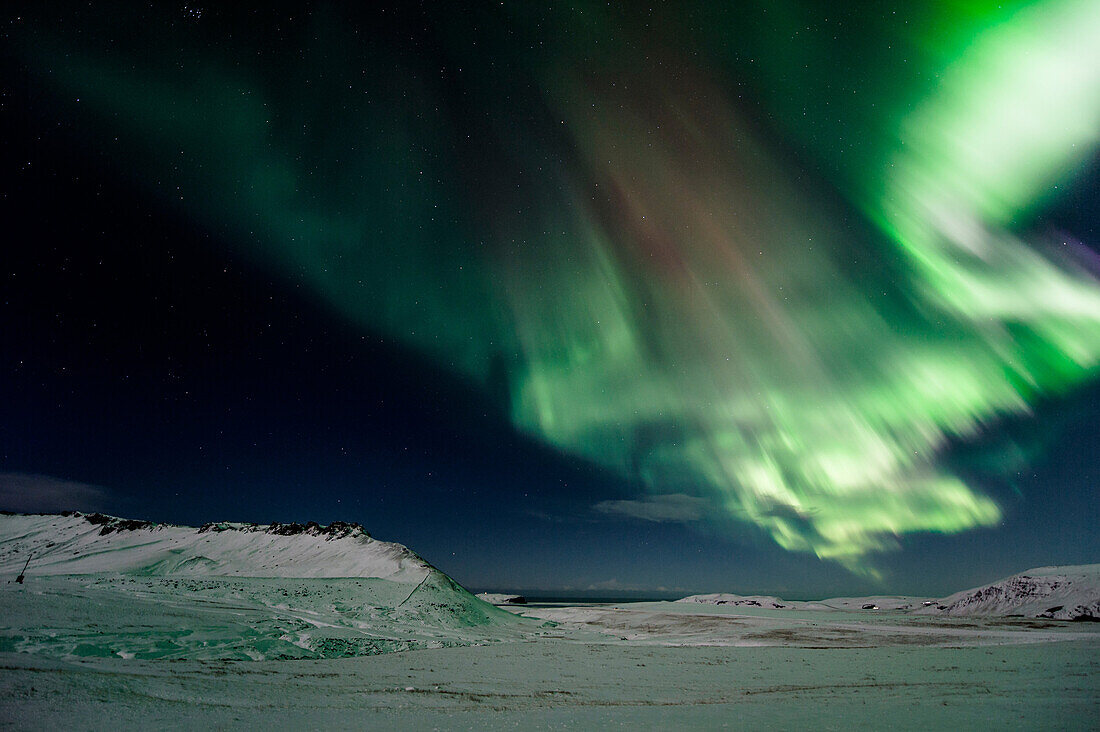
[677,593,923,612]
[676,594,787,609]
[679,565,1100,620]
[0,512,432,582]
[476,593,527,605]
[920,564,1100,621]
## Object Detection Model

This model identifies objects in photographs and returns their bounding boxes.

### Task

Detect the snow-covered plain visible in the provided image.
[1,513,1097,729]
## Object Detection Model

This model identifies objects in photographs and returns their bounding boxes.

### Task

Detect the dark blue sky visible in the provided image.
[2,1,1098,598]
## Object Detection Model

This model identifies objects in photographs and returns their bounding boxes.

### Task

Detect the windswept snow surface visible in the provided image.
[0,514,1097,728]
[1,594,1097,729]
[511,600,1100,648]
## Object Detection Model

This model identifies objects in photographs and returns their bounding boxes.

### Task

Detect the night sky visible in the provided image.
[2,1,1099,598]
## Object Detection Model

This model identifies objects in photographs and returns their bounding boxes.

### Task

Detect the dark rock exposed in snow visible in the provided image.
[922,566,1100,621]
[199,519,370,540]
[84,513,157,535]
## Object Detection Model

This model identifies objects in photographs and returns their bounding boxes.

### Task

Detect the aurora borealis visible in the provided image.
[3,1,1099,586]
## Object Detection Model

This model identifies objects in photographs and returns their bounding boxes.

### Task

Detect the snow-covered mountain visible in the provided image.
[0,512,431,581]
[678,565,1100,620]
[0,512,526,660]
[920,564,1100,621]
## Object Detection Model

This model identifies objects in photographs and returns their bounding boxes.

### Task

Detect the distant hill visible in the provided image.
[679,564,1100,621]
[920,564,1100,621]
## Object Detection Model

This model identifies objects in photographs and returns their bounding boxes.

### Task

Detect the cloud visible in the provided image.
[593,493,709,523]
[0,472,108,513]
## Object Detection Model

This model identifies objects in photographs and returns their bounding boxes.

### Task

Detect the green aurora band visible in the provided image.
[17,0,1100,572]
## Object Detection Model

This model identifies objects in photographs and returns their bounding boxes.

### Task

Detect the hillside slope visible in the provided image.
[0,512,525,660]
[921,564,1100,621]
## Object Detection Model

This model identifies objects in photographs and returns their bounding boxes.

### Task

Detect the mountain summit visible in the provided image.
[0,511,430,581]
